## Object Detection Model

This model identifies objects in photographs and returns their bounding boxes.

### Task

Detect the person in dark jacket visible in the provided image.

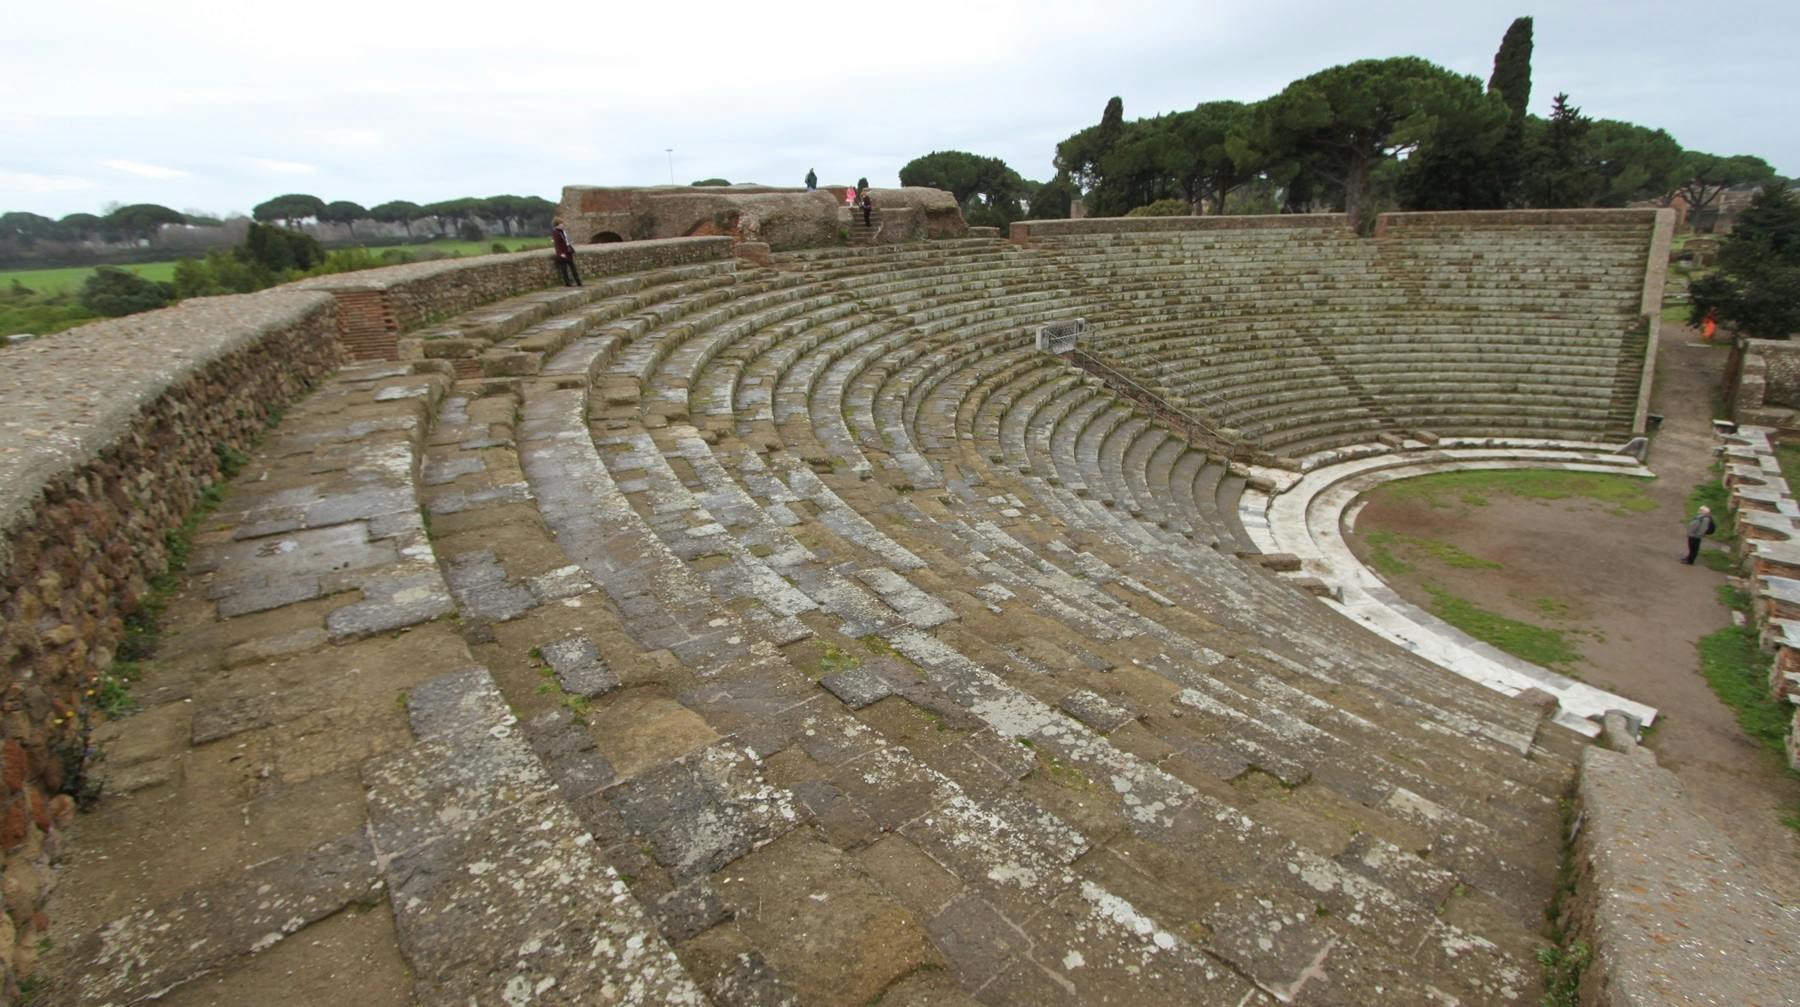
[860,192,873,228]
[1683,506,1715,564]
[551,218,581,287]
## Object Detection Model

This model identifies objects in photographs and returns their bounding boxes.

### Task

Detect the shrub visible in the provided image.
[1125,199,1192,217]
[78,266,175,317]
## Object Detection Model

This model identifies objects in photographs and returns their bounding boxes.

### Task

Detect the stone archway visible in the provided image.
[591,231,623,244]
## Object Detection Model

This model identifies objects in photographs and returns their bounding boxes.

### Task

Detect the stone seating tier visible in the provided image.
[39,224,1676,1003]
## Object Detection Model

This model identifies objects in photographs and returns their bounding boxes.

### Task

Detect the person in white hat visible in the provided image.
[1683,506,1715,565]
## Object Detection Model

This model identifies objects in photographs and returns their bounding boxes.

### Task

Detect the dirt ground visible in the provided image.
[1350,331,1800,900]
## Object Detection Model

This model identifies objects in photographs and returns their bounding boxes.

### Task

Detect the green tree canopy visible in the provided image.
[1233,57,1504,226]
[102,203,187,243]
[1520,100,1685,207]
[1025,174,1077,220]
[690,178,731,187]
[1054,96,1126,196]
[1485,15,1533,205]
[0,212,60,247]
[57,213,103,240]
[369,200,423,237]
[318,200,369,238]
[251,193,325,226]
[898,151,1027,227]
[1689,181,1800,340]
[1672,152,1777,219]
[241,222,324,273]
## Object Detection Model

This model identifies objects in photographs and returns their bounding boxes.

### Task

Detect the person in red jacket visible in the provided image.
[551,218,581,287]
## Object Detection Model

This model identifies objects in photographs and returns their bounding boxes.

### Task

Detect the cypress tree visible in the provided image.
[1487,17,1534,206]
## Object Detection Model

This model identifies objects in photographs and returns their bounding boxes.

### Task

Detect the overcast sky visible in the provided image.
[5,0,1795,219]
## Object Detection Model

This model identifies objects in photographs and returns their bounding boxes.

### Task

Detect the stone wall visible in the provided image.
[1718,425,1800,770]
[0,291,343,983]
[557,185,968,254]
[1732,340,1800,428]
[1566,723,1800,1006]
[1009,214,1351,241]
[296,237,734,361]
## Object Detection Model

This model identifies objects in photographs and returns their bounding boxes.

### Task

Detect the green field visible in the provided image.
[0,239,550,297]
[1,261,180,296]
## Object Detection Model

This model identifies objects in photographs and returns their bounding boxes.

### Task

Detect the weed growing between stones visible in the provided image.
[817,643,860,677]
[1536,942,1590,1007]
[530,648,591,724]
[1693,624,1800,831]
[56,461,235,808]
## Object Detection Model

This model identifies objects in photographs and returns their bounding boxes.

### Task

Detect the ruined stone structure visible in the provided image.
[1718,426,1800,769]
[7,211,1793,1005]
[555,184,967,251]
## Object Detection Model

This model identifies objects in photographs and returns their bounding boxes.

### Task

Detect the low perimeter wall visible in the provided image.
[1566,718,1799,1005]
[294,236,735,361]
[0,238,740,979]
[1719,425,1800,768]
[0,291,343,975]
[1730,339,1800,430]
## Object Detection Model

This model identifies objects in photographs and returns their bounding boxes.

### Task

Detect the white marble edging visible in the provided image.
[1242,445,1660,737]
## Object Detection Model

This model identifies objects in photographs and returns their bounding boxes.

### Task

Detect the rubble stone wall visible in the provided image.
[0,291,342,977]
[557,184,968,253]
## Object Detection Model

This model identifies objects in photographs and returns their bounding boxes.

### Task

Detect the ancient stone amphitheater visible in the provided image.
[6,205,1795,1005]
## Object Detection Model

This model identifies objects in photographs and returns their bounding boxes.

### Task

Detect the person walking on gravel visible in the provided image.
[1683,506,1715,564]
[551,218,582,287]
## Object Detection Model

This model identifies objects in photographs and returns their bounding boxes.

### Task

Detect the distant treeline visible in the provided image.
[901,18,1781,231]
[0,193,559,265]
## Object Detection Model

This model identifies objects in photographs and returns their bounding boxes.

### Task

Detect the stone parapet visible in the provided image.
[1010,213,1351,243]
[1568,735,1800,1006]
[0,290,342,980]
[555,185,966,256]
[297,237,735,360]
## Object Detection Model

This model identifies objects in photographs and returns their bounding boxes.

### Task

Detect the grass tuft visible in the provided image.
[1423,585,1581,670]
[1696,625,1790,754]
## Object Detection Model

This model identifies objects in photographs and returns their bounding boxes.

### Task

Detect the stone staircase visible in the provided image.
[846,206,882,246]
[47,239,1607,1005]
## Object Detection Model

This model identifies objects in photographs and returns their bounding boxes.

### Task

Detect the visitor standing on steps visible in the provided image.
[551,218,582,287]
[860,192,873,228]
[1683,506,1715,564]
[805,168,817,191]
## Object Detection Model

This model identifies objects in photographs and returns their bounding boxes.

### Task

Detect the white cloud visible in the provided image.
[253,159,319,175]
[0,169,96,195]
[100,158,188,179]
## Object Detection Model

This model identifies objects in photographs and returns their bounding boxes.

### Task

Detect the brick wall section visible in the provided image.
[0,290,342,982]
[296,236,735,360]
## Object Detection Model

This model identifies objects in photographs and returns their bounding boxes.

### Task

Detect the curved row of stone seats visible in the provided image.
[1012,212,1663,456]
[44,234,1619,1002]
[383,240,1593,1001]
[50,356,713,1003]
